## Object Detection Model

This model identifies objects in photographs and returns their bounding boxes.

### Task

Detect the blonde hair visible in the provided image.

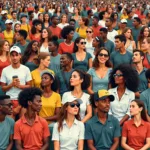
[122,27,133,40]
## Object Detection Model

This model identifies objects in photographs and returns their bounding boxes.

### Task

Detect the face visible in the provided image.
[42,29,48,38]
[132,19,139,27]
[69,21,75,27]
[15,24,21,32]
[114,70,125,85]
[92,18,98,25]
[30,95,42,112]
[35,24,42,31]
[98,49,109,64]
[115,38,123,49]
[78,18,84,26]
[21,17,27,22]
[48,42,56,52]
[92,38,99,47]
[130,101,142,116]
[86,28,93,37]
[141,39,149,52]
[41,56,50,67]
[95,98,110,113]
[104,12,109,19]
[53,17,59,25]
[77,39,86,49]
[124,29,131,39]
[60,54,70,67]
[67,31,74,40]
[105,19,112,27]
[38,14,43,21]
[62,15,67,22]
[70,71,83,86]
[32,42,39,52]
[44,14,49,21]
[132,51,143,63]
[10,51,21,64]
[74,7,79,14]
[99,31,106,39]
[41,74,53,87]
[3,41,10,52]
[6,23,12,30]
[143,28,149,37]
[12,12,17,19]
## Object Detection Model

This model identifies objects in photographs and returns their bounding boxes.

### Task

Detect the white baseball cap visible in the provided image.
[5,19,13,24]
[62,94,83,105]
[1,10,7,15]
[121,19,127,24]
[10,46,21,54]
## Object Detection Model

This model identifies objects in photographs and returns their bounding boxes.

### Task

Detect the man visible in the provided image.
[131,6,138,19]
[117,19,127,35]
[33,5,40,20]
[132,49,148,98]
[11,11,18,30]
[0,95,14,150]
[85,90,120,150]
[0,10,7,31]
[100,27,115,54]
[1,46,32,118]
[68,2,74,14]
[56,53,73,96]
[111,35,132,68]
[87,10,93,26]
[14,30,29,54]
[105,17,118,43]
[14,87,50,149]
[126,10,134,28]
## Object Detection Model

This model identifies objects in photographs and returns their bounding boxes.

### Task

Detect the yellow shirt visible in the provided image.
[7,14,12,19]
[39,92,61,124]
[120,14,128,20]
[31,69,54,88]
[21,24,31,34]
[39,8,44,13]
[76,27,87,38]
[3,30,14,45]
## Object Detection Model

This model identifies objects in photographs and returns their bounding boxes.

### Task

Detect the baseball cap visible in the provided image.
[5,19,13,24]
[14,21,21,25]
[62,94,83,105]
[1,10,7,15]
[94,90,114,102]
[20,14,27,19]
[121,19,127,24]
[41,70,55,80]
[10,46,21,54]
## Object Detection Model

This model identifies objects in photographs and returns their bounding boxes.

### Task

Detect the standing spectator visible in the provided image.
[43,13,51,29]
[117,19,127,35]
[98,11,109,27]
[0,10,7,31]
[11,11,18,30]
[14,87,50,150]
[54,6,62,19]
[0,95,14,150]
[85,90,120,150]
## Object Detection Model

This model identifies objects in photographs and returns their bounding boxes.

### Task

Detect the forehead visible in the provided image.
[10,51,20,56]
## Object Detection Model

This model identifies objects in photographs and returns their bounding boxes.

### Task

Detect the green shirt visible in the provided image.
[104,40,115,54]
[132,27,142,45]
[24,62,38,72]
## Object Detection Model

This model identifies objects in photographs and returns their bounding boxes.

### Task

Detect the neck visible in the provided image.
[38,64,46,71]
[6,29,11,32]
[65,39,72,44]
[66,114,75,124]
[44,38,48,42]
[36,30,40,33]
[86,36,92,40]
[80,24,85,28]
[103,37,107,42]
[72,86,82,94]
[117,84,125,90]
[20,39,26,45]
[119,47,126,54]
[78,48,84,52]
[97,111,108,119]
[2,51,7,56]
[108,26,113,31]
[147,49,150,54]
[135,25,140,29]
[99,63,107,68]
[51,50,58,56]
[12,63,20,69]
[52,24,56,27]
[134,114,142,123]
[43,86,52,93]
[0,114,6,122]
[62,65,72,72]
[25,109,36,120]
[135,62,143,72]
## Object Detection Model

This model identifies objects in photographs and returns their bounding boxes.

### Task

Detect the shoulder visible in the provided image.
[63,91,71,96]
[6,116,15,125]
[20,64,30,70]
[31,69,38,74]
[52,91,61,97]
[2,65,11,71]
[82,92,90,99]
[38,116,48,125]
[108,115,120,125]
[111,51,117,56]
[86,115,97,125]
[87,67,95,73]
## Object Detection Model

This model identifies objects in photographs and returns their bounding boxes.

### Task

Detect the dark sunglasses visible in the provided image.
[80,42,86,45]
[69,103,80,108]
[86,31,92,33]
[113,74,123,78]
[99,53,109,58]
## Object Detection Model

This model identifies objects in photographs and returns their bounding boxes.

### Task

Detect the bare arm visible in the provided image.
[6,134,13,150]
[119,114,129,126]
[110,137,119,150]
[78,139,84,150]
[140,138,150,150]
[15,140,24,150]
[87,76,94,95]
[16,80,32,90]
[40,137,49,150]
[121,137,135,150]
[132,41,136,49]
[54,141,60,150]
[88,58,93,69]
[81,105,92,123]
[1,82,14,92]
[87,140,97,150]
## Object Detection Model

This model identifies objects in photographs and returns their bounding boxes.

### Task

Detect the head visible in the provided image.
[99,27,108,39]
[138,26,150,42]
[21,15,27,23]
[114,35,126,49]
[141,38,150,52]
[109,64,139,92]
[92,16,99,26]
[38,13,44,22]
[110,12,118,20]
[86,27,93,38]
[0,40,10,56]
[11,10,17,19]
[17,30,28,41]
[105,17,113,28]
[127,10,133,18]
[99,11,109,20]
[14,23,21,32]
[60,14,68,23]
[92,36,104,48]
[130,100,147,121]
[41,28,52,42]
[122,27,133,40]
[73,37,86,52]
[31,19,42,34]
[5,20,13,30]
[48,36,59,53]
[18,87,42,112]
[87,9,93,17]
[78,17,89,27]
[0,95,12,115]
[43,13,50,22]
[120,19,127,29]
[69,19,76,29]
[51,15,59,25]
[133,17,141,27]
[132,49,145,64]
[61,25,74,40]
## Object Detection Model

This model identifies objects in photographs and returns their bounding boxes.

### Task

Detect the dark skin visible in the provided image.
[48,41,58,57]
[65,30,74,44]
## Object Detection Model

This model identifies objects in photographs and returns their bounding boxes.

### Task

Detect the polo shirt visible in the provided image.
[14,115,50,150]
[122,119,150,150]
[85,115,120,150]
[104,40,115,54]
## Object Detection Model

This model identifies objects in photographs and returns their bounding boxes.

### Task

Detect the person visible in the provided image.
[14,87,50,150]
[43,13,51,29]
[85,89,120,150]
[52,93,85,150]
[13,22,21,44]
[1,46,32,119]
[111,12,119,30]
[72,37,92,72]
[65,68,92,121]
[88,47,112,94]
[122,100,150,149]
[126,10,134,28]
[0,95,14,150]
[117,19,127,35]
[57,14,69,29]
[109,64,138,126]
[58,25,74,54]
[99,27,115,54]
[98,11,109,27]
[87,9,93,26]
[0,10,7,31]
[54,6,62,19]
[111,35,133,68]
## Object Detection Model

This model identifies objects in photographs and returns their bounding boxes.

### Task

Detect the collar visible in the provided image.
[63,118,78,125]
[131,118,145,126]
[94,114,111,123]
[113,87,130,95]
[22,114,39,124]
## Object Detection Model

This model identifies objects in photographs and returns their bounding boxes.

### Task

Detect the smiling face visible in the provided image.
[97,49,109,64]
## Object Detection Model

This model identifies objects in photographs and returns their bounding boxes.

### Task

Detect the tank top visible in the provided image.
[126,41,133,53]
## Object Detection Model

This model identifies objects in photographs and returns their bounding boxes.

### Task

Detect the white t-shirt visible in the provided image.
[62,91,90,120]
[92,8,97,14]
[107,30,118,43]
[1,65,32,99]
[98,20,106,27]
[57,23,69,29]
[68,6,74,13]
[40,44,49,53]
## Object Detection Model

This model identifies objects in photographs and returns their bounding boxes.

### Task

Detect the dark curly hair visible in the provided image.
[109,64,139,92]
[61,25,75,39]
[69,69,90,91]
[18,87,42,108]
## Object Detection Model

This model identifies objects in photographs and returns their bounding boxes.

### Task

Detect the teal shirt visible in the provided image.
[0,117,14,150]
[0,18,6,31]
[104,40,115,54]
[24,62,38,72]
[132,27,142,45]
[85,115,120,150]
[127,19,133,28]
[80,10,88,17]
[72,52,92,72]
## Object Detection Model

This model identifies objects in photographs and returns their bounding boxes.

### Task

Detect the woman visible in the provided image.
[111,12,119,30]
[40,28,52,53]
[109,64,139,126]
[13,22,21,44]
[49,3,55,15]
[120,8,128,20]
[54,6,62,19]
[72,37,92,72]
[138,26,150,52]
[88,47,112,94]
[57,14,69,29]
[122,100,150,150]
[63,69,92,123]
[58,25,74,54]
[22,40,39,71]
[43,13,51,28]
[122,27,136,53]
[52,95,84,150]
[39,70,61,124]
[31,52,54,88]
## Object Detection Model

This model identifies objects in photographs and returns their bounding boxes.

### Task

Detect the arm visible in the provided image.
[120,114,130,126]
[78,140,84,150]
[81,105,92,123]
[110,137,119,150]
[135,91,140,98]
[40,137,49,150]
[16,80,32,90]
[87,76,94,94]
[132,41,136,49]
[88,58,92,69]
[15,140,24,150]
[121,137,134,150]
[140,138,150,150]
[87,140,96,150]
[1,82,14,92]
[6,134,13,150]
[54,141,60,150]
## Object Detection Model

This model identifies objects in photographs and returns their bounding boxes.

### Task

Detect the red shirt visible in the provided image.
[92,25,102,38]
[143,53,150,69]
[0,33,4,39]
[58,42,74,54]
[49,26,61,38]
[30,33,41,42]
[0,59,10,77]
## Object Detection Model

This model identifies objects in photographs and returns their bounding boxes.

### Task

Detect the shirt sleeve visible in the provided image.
[56,94,62,107]
[14,122,22,140]
[79,122,85,140]
[85,122,93,140]
[25,67,32,82]
[122,122,128,137]
[87,52,92,59]
[42,119,50,138]
[0,69,7,83]
[113,117,121,138]
[52,123,60,141]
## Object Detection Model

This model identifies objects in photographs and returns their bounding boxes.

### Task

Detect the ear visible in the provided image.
[141,56,144,60]
[51,80,54,84]
[0,105,2,110]
[95,101,98,107]
[28,101,32,106]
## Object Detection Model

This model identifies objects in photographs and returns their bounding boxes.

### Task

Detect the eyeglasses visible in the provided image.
[69,103,80,108]
[86,31,92,33]
[99,53,109,58]
[113,74,123,78]
[80,42,86,45]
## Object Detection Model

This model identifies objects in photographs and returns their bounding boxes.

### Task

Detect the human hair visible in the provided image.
[115,34,126,45]
[73,37,85,53]
[61,25,75,39]
[60,14,67,23]
[18,87,42,108]
[109,64,139,92]
[22,6,28,12]
[0,95,10,102]
[22,40,39,64]
[40,28,52,44]
[134,17,141,24]
[122,27,133,40]
[107,17,114,23]
[110,12,118,19]
[93,47,112,69]
[99,11,106,20]
[133,49,145,57]
[82,17,89,26]
[18,29,27,39]
[87,9,92,15]
[50,36,59,48]
[43,13,50,22]
[57,102,80,132]
[31,19,42,34]
[69,18,76,23]
[95,36,105,48]
[38,52,50,65]
[11,10,17,15]
[127,10,132,15]
[51,15,57,21]
[100,27,108,34]
[69,69,90,91]
[0,39,9,56]
[62,52,73,61]
[54,6,62,13]
[131,99,148,122]
[146,69,150,79]
[93,16,99,21]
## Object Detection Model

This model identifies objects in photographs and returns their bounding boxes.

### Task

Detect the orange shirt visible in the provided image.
[92,25,102,38]
[49,26,61,38]
[122,119,150,150]
[143,54,150,69]
[14,115,50,150]
[58,42,74,54]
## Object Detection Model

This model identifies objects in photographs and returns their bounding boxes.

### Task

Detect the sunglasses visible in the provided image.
[80,42,86,45]
[69,103,80,108]
[86,31,92,33]
[113,74,123,77]
[99,53,109,58]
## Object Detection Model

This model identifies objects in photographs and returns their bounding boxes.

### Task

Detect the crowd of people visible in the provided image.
[0,0,150,149]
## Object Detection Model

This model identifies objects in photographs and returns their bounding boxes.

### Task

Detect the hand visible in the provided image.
[15,79,21,88]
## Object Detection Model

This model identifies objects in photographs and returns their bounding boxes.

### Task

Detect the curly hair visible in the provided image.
[109,64,139,92]
[61,25,75,39]
[18,87,42,108]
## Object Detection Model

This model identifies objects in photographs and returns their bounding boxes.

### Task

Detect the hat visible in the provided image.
[5,19,13,24]
[41,70,55,80]
[10,46,21,54]
[20,14,27,19]
[14,21,21,25]
[62,94,83,105]
[94,90,114,102]
[1,10,7,15]
[121,19,127,24]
